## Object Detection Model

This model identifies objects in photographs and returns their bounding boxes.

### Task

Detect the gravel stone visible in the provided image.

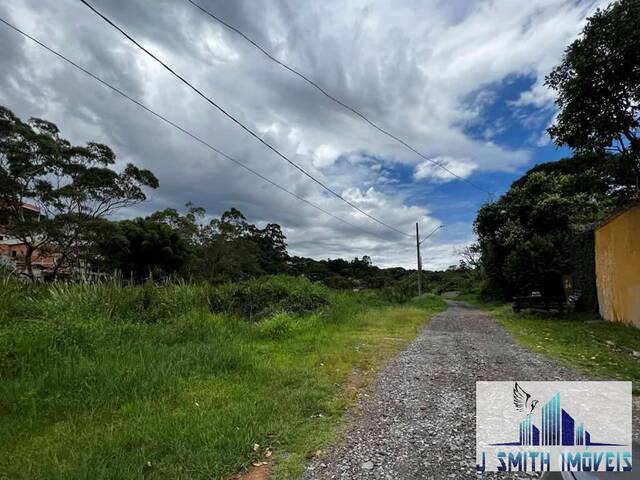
[304,301,639,479]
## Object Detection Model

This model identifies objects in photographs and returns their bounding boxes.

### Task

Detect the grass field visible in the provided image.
[0,277,445,479]
[459,295,640,394]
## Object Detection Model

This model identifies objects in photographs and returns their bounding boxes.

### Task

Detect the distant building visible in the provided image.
[594,201,640,328]
[0,204,64,281]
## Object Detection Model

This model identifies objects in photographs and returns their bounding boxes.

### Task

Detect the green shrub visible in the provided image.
[126,281,210,323]
[323,275,359,290]
[208,275,330,321]
[408,294,447,310]
[256,312,299,339]
[376,276,418,304]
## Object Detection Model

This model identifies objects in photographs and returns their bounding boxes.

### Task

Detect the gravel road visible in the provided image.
[303,301,639,480]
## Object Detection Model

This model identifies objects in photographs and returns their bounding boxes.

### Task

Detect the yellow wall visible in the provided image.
[595,204,640,328]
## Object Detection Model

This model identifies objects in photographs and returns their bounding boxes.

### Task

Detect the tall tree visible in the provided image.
[475,153,632,299]
[250,223,288,274]
[97,217,189,281]
[148,202,206,246]
[200,208,260,282]
[0,106,158,279]
[546,0,640,189]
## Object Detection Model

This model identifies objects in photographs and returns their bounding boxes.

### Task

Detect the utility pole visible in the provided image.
[416,224,444,298]
[416,222,422,296]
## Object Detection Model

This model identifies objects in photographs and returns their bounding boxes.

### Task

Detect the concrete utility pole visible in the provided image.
[416,224,444,297]
[416,222,422,296]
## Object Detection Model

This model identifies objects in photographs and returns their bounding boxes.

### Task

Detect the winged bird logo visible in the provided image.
[513,382,538,415]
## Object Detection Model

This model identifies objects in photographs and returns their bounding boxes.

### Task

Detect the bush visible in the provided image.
[376,276,418,304]
[323,275,359,290]
[567,230,598,310]
[256,312,299,339]
[208,275,330,321]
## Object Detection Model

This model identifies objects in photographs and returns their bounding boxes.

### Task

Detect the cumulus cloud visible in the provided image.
[414,157,478,183]
[512,82,557,109]
[0,0,604,267]
[312,144,340,169]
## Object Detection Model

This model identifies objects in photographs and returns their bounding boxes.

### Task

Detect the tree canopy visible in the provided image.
[474,153,634,300]
[97,218,189,281]
[0,105,158,279]
[546,0,640,189]
[476,0,640,302]
[99,206,289,283]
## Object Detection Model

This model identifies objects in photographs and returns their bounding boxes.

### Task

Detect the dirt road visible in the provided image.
[304,301,638,479]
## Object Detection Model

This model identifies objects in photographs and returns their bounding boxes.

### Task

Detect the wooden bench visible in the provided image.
[512,290,582,314]
[513,295,565,313]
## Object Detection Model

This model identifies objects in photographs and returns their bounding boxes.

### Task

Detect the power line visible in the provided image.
[419,224,444,245]
[0,16,390,241]
[186,0,494,197]
[78,0,412,238]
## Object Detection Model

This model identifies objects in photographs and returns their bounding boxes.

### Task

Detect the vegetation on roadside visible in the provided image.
[460,294,640,393]
[474,0,639,303]
[475,153,636,301]
[0,275,446,479]
[546,0,640,179]
[208,275,330,321]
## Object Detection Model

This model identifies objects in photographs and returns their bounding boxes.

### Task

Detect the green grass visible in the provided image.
[461,294,640,394]
[0,278,445,479]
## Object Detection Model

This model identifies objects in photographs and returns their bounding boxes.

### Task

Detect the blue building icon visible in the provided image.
[495,392,620,447]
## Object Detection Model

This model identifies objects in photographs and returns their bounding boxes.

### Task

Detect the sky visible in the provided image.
[0,0,607,269]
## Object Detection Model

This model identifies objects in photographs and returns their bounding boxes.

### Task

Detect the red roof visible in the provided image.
[21,203,40,213]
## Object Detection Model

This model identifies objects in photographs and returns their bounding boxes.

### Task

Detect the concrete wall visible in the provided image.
[595,204,640,327]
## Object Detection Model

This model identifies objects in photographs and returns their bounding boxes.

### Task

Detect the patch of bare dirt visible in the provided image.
[233,458,273,480]
[344,367,373,400]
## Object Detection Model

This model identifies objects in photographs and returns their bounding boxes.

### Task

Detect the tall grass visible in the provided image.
[32,278,210,323]
[463,296,640,394]
[208,275,330,321]
[0,275,446,479]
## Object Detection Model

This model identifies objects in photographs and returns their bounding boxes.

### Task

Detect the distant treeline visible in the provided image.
[99,203,474,295]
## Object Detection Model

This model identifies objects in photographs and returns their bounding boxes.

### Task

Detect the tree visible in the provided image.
[546,0,640,189]
[199,208,260,282]
[148,202,205,246]
[455,243,482,285]
[0,106,158,279]
[250,223,288,274]
[143,205,291,282]
[474,153,632,299]
[97,217,189,281]
[455,243,481,271]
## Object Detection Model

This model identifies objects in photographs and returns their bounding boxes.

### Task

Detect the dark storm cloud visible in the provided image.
[0,0,607,267]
